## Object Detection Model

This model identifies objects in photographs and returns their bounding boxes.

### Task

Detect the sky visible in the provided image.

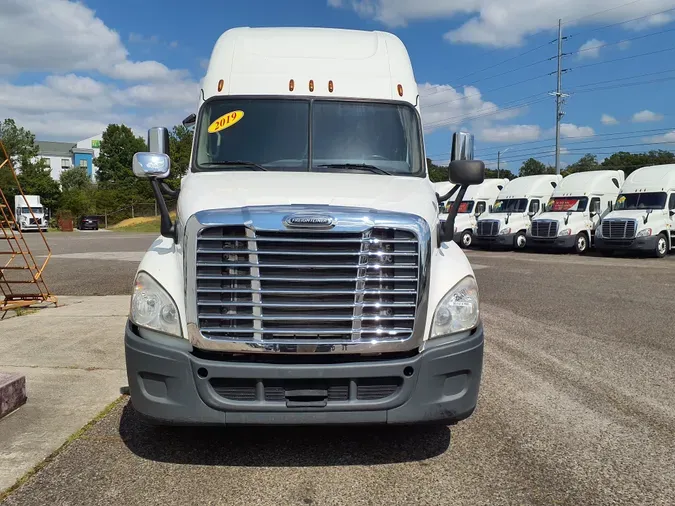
[2,0,675,173]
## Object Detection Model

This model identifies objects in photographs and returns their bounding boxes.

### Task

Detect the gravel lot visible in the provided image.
[3,232,674,506]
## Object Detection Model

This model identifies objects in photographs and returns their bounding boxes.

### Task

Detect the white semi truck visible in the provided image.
[436,179,509,248]
[125,27,487,426]
[14,195,48,232]
[528,170,624,254]
[595,164,675,258]
[474,174,563,249]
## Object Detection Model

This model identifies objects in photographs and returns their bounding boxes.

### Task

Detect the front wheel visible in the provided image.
[514,231,527,250]
[655,233,668,258]
[575,233,588,254]
[460,230,473,249]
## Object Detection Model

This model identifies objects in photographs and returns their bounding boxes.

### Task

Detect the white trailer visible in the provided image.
[123,27,487,427]
[14,195,48,232]
[528,170,624,254]
[475,174,563,249]
[595,164,675,258]
[436,178,509,248]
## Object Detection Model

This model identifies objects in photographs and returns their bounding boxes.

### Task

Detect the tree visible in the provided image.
[94,124,150,202]
[60,166,91,192]
[563,153,600,176]
[427,158,447,183]
[17,163,62,211]
[519,158,554,176]
[0,118,41,167]
[601,150,675,176]
[485,167,517,180]
[168,125,193,180]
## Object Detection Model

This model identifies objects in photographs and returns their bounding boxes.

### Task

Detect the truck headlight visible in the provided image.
[558,228,571,236]
[636,228,652,237]
[499,227,511,235]
[130,271,182,338]
[431,275,480,339]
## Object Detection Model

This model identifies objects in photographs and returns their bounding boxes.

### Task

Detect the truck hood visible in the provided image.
[478,213,528,228]
[604,209,665,221]
[178,171,440,226]
[535,212,586,224]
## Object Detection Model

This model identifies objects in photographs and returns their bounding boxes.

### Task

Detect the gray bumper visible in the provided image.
[595,236,658,252]
[528,235,576,249]
[474,232,514,247]
[125,322,484,426]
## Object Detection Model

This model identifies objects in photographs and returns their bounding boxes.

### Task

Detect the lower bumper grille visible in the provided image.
[602,219,636,239]
[477,220,499,237]
[531,220,558,238]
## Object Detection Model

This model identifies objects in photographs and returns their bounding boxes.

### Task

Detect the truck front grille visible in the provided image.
[477,220,499,237]
[602,219,636,239]
[195,226,420,342]
[530,220,558,238]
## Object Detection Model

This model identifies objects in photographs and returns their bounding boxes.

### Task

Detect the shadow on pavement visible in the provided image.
[118,401,451,467]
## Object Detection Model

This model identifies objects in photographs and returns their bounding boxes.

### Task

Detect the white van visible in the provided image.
[595,164,675,258]
[528,170,624,254]
[437,179,509,248]
[475,174,563,249]
[124,27,487,427]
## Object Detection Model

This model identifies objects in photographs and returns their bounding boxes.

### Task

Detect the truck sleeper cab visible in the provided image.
[14,195,48,232]
[475,174,563,249]
[528,170,624,254]
[595,164,675,258]
[124,27,487,426]
[435,178,508,249]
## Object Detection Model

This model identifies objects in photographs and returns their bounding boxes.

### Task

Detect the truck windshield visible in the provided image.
[194,98,424,176]
[546,197,588,212]
[615,192,667,210]
[492,199,527,213]
[19,207,43,214]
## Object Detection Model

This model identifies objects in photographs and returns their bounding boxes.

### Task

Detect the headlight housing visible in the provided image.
[499,227,511,235]
[431,275,480,339]
[558,228,571,236]
[130,271,182,338]
[636,228,652,237]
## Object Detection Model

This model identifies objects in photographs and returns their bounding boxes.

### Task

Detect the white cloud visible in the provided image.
[632,110,664,123]
[577,39,605,59]
[601,114,619,125]
[618,40,631,50]
[645,131,675,143]
[170,41,179,49]
[0,0,187,82]
[418,82,524,133]
[559,123,595,138]
[479,125,541,142]
[328,0,675,47]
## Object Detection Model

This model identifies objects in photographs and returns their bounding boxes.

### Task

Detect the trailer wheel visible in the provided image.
[514,231,527,249]
[655,233,668,258]
[460,230,473,249]
[574,233,588,254]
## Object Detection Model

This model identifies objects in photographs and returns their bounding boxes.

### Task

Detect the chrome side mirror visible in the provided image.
[132,152,171,179]
[148,127,170,155]
[450,131,474,161]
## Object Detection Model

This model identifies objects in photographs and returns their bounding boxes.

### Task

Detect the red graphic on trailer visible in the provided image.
[549,198,579,211]
[458,202,470,213]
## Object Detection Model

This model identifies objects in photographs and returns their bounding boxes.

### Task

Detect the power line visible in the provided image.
[562,0,649,26]
[570,45,675,71]
[567,67,675,89]
[566,5,675,38]
[566,27,675,57]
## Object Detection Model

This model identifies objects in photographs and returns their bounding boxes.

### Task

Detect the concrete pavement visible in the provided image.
[0,296,128,493]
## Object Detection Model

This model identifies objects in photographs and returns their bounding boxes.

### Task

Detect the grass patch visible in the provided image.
[0,396,126,502]
[111,212,176,233]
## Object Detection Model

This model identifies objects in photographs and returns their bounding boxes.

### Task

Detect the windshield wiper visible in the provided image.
[315,163,392,175]
[201,160,268,171]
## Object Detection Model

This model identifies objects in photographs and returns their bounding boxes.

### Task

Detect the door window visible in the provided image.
[590,197,601,214]
[475,201,486,215]
[528,200,540,214]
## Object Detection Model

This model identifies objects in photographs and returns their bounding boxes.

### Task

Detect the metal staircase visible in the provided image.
[0,141,57,316]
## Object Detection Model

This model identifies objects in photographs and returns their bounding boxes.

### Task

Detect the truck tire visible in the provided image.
[460,230,473,249]
[654,233,668,258]
[574,232,588,254]
[514,231,527,250]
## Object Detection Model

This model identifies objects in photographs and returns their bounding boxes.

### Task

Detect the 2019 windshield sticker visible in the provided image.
[617,195,626,205]
[208,110,244,133]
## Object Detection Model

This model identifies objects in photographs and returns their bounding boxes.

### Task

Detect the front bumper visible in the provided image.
[528,235,576,249]
[474,232,515,247]
[595,236,658,252]
[125,321,484,426]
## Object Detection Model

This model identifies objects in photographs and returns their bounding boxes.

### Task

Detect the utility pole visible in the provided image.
[551,19,569,175]
[497,147,510,178]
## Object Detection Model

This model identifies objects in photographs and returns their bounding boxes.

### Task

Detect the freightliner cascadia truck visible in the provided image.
[125,27,486,426]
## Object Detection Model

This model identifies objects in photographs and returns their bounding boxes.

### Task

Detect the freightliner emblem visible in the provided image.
[282,213,336,229]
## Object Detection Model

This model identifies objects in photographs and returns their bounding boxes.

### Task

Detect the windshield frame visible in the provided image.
[614,191,668,211]
[191,95,426,178]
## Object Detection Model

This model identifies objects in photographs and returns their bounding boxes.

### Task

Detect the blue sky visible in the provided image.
[3,0,675,173]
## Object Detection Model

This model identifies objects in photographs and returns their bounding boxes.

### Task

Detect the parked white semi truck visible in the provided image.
[436,179,509,248]
[475,174,563,249]
[595,164,675,258]
[14,195,48,232]
[125,27,487,426]
[528,170,624,254]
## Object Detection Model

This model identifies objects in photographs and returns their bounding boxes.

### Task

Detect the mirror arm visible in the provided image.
[160,181,180,198]
[437,184,461,204]
[150,179,176,241]
[441,185,469,243]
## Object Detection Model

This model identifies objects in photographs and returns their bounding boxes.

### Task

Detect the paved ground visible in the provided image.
[2,233,674,505]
